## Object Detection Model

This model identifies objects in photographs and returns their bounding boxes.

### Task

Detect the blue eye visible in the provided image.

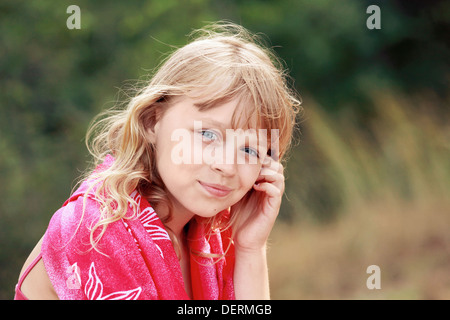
[242,147,259,158]
[201,130,217,141]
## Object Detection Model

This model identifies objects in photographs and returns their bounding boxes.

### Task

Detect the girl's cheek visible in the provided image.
[239,163,262,187]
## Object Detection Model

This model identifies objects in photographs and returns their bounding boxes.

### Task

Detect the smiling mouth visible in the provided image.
[198,181,232,198]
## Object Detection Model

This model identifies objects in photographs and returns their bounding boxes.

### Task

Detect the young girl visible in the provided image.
[15,22,301,300]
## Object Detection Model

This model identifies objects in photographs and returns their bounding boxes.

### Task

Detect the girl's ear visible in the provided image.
[146,121,159,144]
[143,99,165,144]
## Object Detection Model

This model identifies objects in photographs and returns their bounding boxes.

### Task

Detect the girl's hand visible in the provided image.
[231,157,285,253]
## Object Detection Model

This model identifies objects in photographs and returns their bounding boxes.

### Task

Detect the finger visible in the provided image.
[262,157,283,173]
[256,172,284,188]
[257,162,284,182]
[259,163,283,176]
[253,180,284,198]
[253,182,283,216]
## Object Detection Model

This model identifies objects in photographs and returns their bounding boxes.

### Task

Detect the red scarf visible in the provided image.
[41,155,235,300]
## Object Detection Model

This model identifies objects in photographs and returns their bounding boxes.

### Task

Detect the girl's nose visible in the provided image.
[210,160,237,176]
[208,145,237,176]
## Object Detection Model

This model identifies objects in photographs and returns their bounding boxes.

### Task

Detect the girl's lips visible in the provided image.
[198,181,232,197]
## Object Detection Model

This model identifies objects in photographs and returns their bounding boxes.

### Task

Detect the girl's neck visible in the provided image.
[154,198,195,241]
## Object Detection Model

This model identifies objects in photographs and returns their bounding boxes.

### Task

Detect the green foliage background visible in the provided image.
[1,0,448,299]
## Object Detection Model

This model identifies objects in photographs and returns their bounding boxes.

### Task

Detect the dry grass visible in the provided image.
[268,92,450,299]
[269,199,450,299]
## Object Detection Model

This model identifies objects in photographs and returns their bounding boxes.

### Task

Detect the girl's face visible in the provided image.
[152,96,268,219]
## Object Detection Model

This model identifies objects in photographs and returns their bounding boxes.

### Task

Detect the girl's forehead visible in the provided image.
[186,91,265,131]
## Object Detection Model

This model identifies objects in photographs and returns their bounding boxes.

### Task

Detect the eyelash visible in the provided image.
[201,130,219,141]
[242,147,259,158]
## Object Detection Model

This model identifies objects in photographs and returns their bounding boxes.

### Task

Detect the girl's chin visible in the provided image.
[191,207,229,219]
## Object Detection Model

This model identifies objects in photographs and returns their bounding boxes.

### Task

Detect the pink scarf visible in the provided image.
[41,155,235,300]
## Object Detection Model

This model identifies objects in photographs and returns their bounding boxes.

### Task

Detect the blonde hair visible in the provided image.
[84,21,301,252]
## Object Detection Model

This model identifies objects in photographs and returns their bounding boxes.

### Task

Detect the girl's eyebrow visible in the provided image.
[197,118,229,130]
[196,118,263,144]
